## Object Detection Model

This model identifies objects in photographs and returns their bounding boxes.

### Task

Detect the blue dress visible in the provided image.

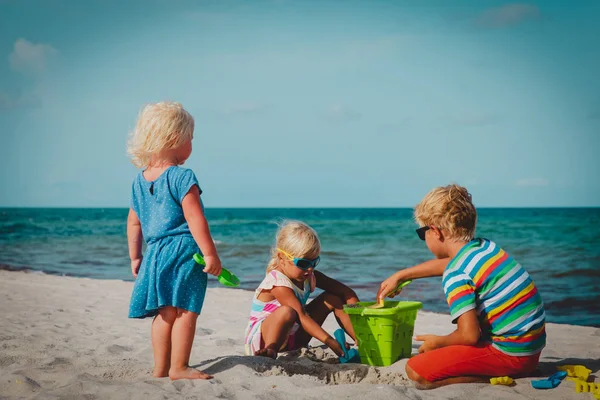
[128,166,207,319]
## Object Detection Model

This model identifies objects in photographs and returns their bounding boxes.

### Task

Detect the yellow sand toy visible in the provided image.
[570,378,600,399]
[490,376,513,385]
[558,364,592,381]
[573,380,598,393]
[557,364,599,398]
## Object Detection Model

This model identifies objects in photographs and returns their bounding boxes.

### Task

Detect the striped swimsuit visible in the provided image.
[442,238,546,356]
[244,270,315,355]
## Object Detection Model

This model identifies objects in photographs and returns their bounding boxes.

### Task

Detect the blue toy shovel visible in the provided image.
[531,370,568,389]
[334,328,360,364]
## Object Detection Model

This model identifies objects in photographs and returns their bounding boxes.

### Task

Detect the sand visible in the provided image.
[1,269,598,399]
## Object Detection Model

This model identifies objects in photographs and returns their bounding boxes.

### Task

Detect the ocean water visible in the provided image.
[1,207,599,327]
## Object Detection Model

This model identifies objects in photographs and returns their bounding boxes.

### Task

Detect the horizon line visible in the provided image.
[1,206,599,210]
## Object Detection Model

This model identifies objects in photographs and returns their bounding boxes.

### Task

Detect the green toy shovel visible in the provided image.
[367,280,412,309]
[193,253,240,287]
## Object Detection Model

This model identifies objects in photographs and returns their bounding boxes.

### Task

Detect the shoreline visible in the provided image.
[1,269,599,399]
[2,264,598,328]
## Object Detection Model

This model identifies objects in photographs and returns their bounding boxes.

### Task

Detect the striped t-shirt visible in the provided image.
[442,238,546,356]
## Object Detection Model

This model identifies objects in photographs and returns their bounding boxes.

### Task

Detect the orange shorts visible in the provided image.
[407,342,541,382]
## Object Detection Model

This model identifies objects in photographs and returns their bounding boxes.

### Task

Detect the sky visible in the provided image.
[0,0,599,208]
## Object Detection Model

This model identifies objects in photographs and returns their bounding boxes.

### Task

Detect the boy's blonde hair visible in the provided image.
[127,102,195,168]
[414,184,477,242]
[266,220,321,273]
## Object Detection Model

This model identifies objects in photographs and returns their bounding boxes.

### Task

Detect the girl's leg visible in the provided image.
[169,308,213,380]
[151,306,177,377]
[293,292,356,348]
[256,305,298,358]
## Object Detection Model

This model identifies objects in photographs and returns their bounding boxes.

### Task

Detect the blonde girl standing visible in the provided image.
[126,102,222,380]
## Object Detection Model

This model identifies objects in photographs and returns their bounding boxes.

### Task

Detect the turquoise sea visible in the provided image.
[1,207,598,327]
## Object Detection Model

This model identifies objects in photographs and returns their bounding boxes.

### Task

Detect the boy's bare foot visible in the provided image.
[255,348,277,359]
[169,367,213,380]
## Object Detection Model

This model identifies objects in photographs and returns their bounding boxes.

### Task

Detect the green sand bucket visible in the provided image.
[343,301,422,366]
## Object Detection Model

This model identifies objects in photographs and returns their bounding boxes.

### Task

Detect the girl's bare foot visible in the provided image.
[254,347,277,359]
[169,366,213,380]
[152,367,169,378]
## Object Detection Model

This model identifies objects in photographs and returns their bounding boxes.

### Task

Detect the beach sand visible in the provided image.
[1,270,598,399]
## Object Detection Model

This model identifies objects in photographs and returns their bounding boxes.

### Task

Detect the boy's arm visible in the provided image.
[377,258,450,300]
[181,186,222,277]
[270,286,345,357]
[415,310,481,353]
[314,270,359,304]
[127,208,143,277]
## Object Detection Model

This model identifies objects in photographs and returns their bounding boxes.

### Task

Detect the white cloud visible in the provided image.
[9,38,58,75]
[3,39,58,111]
[0,91,41,112]
[516,178,549,187]
[477,3,540,28]
[323,103,361,122]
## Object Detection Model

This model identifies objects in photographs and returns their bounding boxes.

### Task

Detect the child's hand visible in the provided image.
[202,255,222,277]
[131,258,142,278]
[414,334,441,353]
[325,336,345,358]
[254,347,277,359]
[377,272,405,300]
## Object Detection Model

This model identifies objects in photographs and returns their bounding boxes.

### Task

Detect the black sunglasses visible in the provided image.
[416,226,431,241]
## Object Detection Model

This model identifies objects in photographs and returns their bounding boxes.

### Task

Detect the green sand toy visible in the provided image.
[389,279,413,296]
[193,253,240,287]
[367,280,413,309]
[344,300,422,366]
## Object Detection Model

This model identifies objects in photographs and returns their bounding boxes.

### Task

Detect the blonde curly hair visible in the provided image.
[127,102,195,168]
[414,184,477,242]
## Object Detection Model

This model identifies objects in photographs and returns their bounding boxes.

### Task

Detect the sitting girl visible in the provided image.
[244,220,359,358]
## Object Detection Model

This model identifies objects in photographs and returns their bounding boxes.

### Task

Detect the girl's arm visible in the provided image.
[314,270,359,304]
[269,286,345,357]
[376,258,450,300]
[181,186,222,277]
[127,208,143,277]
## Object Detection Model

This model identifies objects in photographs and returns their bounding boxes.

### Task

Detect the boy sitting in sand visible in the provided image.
[378,184,546,389]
